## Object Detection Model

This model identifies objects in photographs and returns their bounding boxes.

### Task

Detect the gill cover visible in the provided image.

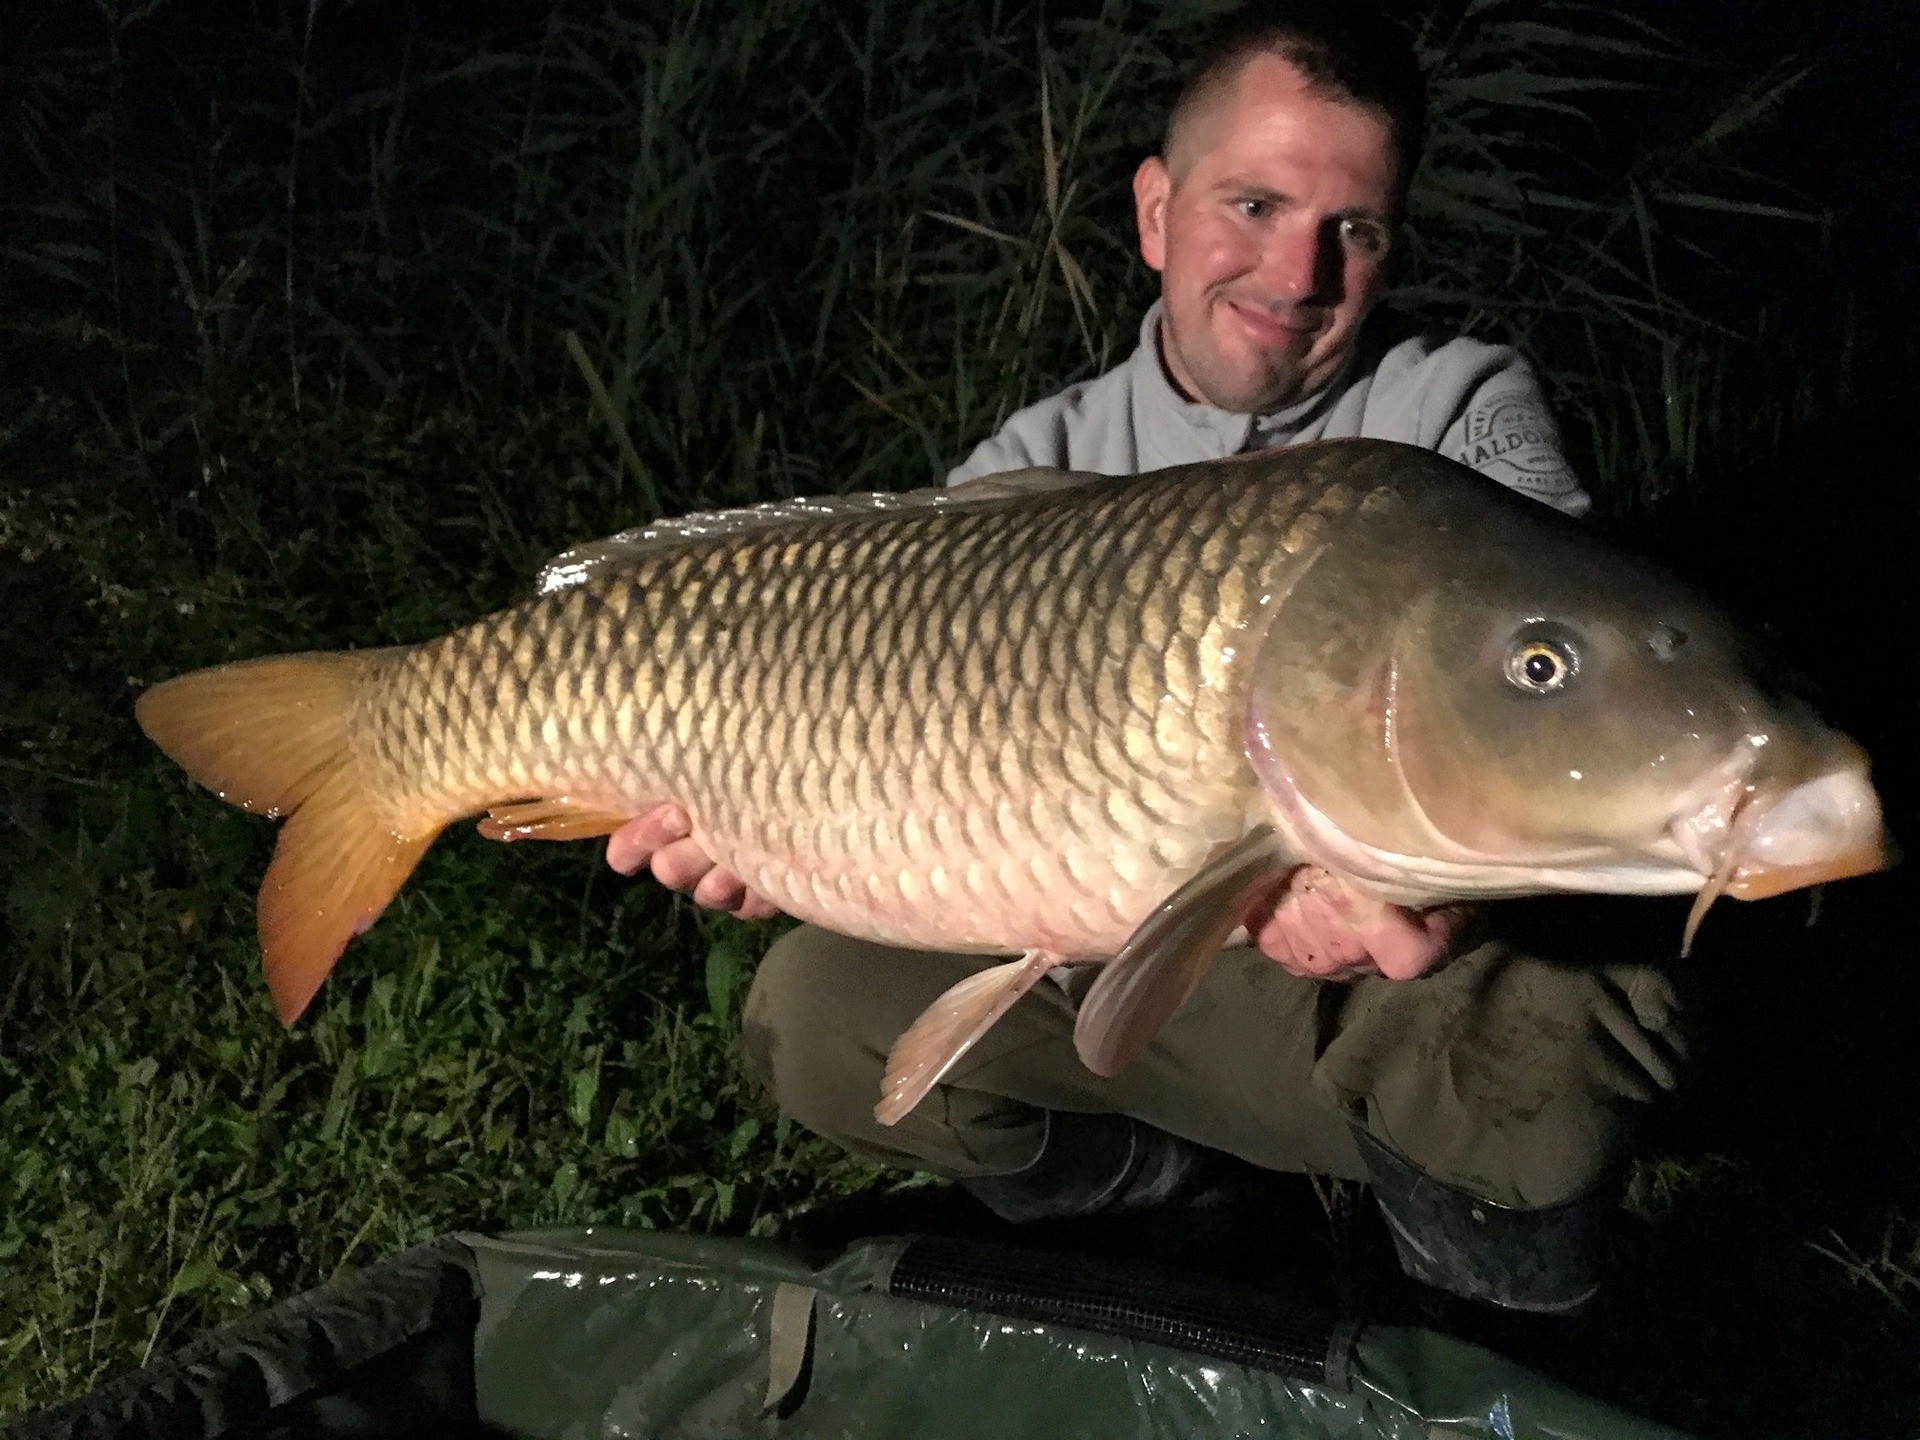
[1244,448,1796,899]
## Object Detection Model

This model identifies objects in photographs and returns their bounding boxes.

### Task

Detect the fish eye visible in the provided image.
[1505,635,1577,694]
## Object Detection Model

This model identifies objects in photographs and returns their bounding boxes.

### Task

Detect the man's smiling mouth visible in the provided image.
[1225,297,1321,346]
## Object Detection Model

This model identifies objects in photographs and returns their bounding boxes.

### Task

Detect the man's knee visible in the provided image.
[741,928,1057,1175]
[1318,945,1688,1206]
[741,925,894,1130]
[1439,953,1689,1116]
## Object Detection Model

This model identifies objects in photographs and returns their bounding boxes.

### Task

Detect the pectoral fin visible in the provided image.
[477,797,635,842]
[876,949,1061,1126]
[1073,826,1289,1079]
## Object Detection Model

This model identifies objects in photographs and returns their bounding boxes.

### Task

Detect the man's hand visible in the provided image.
[606,804,783,920]
[1243,866,1475,982]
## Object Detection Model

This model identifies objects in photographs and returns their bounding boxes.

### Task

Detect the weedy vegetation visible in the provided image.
[2,1,1914,1434]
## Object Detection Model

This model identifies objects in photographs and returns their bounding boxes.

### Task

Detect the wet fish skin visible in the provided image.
[139,449,1347,1026]
[134,439,1889,1116]
[360,455,1339,948]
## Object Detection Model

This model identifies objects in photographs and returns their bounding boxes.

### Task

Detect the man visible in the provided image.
[603,3,1684,1314]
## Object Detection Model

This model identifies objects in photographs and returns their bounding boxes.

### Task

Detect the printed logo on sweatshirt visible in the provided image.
[1455,390,1581,503]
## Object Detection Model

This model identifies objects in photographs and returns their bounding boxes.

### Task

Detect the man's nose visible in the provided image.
[1257,217,1344,304]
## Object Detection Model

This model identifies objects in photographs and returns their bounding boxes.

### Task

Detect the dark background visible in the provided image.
[1,1,1916,1432]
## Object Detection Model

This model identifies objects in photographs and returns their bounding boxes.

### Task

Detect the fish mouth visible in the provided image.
[1671,737,1891,952]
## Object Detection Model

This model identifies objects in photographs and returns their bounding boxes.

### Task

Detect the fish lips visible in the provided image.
[1669,736,1891,952]
[1703,763,1892,900]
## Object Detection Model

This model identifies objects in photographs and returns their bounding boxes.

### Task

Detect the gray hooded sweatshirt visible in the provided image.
[946,301,1590,517]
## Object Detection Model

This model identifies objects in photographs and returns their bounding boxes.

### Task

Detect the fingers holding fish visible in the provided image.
[606,804,784,919]
[605,803,693,874]
[1244,867,1376,980]
[1244,867,1469,982]
[1356,900,1477,981]
[691,864,783,921]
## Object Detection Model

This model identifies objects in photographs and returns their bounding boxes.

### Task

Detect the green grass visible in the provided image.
[0,374,897,1409]
[1,0,1913,1432]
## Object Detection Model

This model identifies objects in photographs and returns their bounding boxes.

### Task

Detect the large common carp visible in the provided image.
[137,440,1888,1122]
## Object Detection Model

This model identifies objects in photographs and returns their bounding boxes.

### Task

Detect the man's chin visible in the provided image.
[1203,372,1312,414]
[1194,345,1321,413]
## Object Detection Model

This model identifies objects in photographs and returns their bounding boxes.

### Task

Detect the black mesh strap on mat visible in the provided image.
[887,1235,1356,1390]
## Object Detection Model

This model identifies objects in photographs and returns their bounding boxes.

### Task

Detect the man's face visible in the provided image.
[1134,52,1400,413]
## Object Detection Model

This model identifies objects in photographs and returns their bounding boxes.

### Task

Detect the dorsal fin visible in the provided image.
[535,467,1106,595]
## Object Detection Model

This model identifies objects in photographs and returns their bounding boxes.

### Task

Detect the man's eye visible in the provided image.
[1236,197,1271,220]
[1338,216,1390,257]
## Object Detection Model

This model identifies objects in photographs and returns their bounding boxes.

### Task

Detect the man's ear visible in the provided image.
[1133,156,1171,273]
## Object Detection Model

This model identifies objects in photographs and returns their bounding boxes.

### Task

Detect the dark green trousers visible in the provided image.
[740,913,1688,1208]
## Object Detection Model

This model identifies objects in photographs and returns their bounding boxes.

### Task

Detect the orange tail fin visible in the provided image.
[135,652,441,1024]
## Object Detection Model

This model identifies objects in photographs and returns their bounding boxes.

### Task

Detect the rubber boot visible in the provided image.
[960,1111,1239,1224]
[1351,1126,1606,1314]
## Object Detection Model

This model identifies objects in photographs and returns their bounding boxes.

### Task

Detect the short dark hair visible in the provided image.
[1166,3,1428,208]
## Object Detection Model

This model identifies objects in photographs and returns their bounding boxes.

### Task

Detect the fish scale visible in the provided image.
[347,463,1322,958]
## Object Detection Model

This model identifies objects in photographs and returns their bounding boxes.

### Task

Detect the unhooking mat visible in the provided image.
[5,1227,1690,1439]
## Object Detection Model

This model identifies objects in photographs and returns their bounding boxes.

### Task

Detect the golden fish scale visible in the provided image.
[352,460,1359,955]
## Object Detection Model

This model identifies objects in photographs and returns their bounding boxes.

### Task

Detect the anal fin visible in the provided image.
[1073,826,1289,1078]
[477,797,635,842]
[876,949,1061,1126]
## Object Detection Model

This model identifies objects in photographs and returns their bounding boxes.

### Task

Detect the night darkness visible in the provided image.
[2,1,1918,1434]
